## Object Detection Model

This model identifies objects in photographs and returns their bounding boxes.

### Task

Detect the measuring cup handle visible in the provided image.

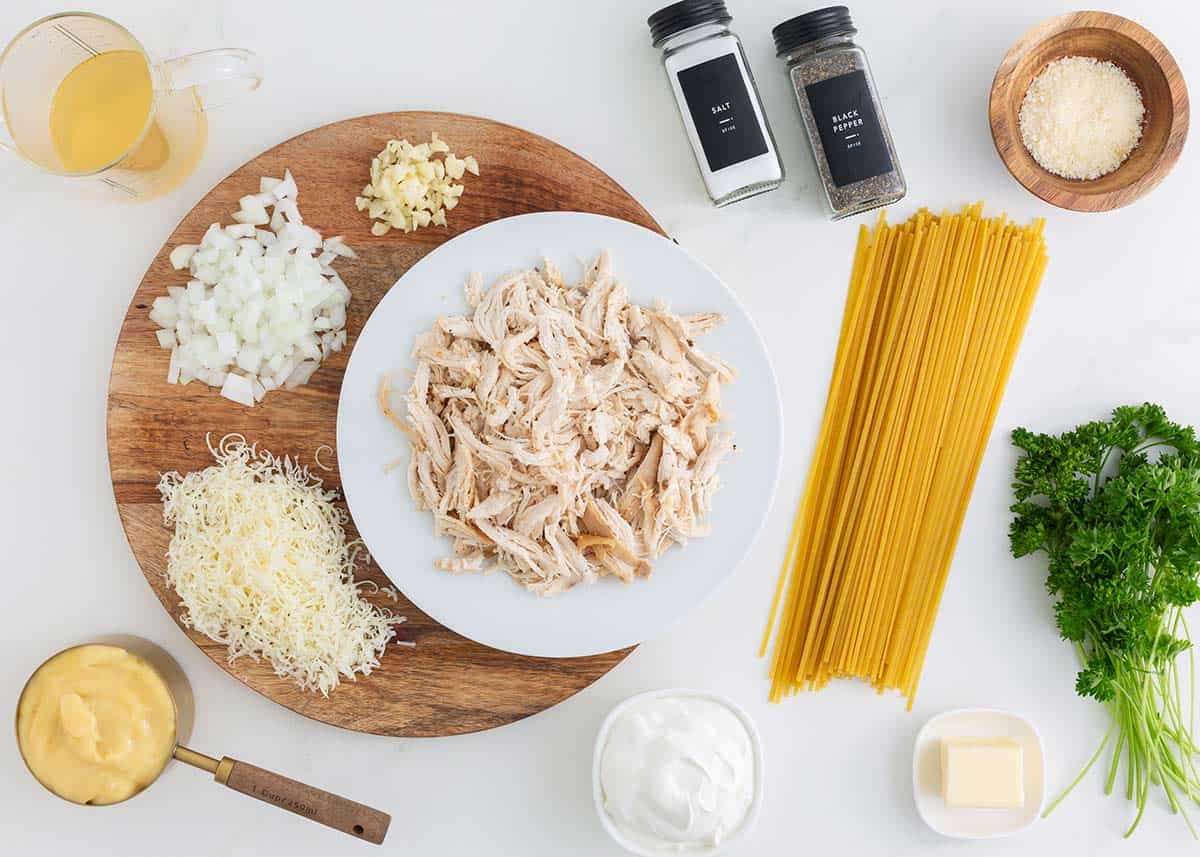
[159,48,263,110]
[215,756,390,844]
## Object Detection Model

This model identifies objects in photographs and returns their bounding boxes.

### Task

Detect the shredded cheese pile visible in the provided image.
[355,132,479,235]
[157,435,405,695]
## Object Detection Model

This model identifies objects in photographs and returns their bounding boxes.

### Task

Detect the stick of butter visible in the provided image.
[940,737,1024,809]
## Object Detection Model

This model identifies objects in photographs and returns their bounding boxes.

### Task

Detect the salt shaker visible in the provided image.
[649,0,784,206]
[774,6,905,219]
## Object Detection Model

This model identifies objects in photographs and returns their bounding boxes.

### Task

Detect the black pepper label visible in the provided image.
[677,54,768,172]
[804,70,893,187]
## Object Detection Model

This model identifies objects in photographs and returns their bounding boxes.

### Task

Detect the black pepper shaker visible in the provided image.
[773,7,905,219]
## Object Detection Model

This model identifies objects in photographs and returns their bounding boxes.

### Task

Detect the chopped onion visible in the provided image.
[169,244,197,270]
[285,360,320,389]
[167,349,182,384]
[220,373,255,407]
[149,171,352,407]
[273,169,297,201]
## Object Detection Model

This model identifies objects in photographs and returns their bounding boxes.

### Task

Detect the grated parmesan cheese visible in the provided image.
[157,435,405,695]
[1018,56,1144,181]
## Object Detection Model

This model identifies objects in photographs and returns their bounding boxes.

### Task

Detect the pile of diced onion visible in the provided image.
[149,170,354,407]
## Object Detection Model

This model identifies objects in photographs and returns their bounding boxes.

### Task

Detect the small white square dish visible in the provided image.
[912,708,1045,839]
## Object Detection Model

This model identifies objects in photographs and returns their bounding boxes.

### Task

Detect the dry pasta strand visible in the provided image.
[761,204,1047,707]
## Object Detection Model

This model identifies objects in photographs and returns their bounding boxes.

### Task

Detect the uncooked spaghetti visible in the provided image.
[761,204,1048,707]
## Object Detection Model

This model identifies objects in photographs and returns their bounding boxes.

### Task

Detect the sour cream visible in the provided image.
[598,695,756,852]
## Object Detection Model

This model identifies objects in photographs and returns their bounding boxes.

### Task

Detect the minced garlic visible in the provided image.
[355,132,479,236]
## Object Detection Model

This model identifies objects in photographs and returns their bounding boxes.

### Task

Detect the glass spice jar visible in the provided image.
[649,0,784,206]
[773,6,905,219]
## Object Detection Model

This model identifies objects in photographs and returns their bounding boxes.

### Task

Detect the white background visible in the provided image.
[1,0,1198,854]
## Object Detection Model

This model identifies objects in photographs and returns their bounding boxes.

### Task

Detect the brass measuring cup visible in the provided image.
[16,640,390,845]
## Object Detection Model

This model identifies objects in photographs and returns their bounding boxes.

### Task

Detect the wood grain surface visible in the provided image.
[107,112,661,736]
[988,11,1189,212]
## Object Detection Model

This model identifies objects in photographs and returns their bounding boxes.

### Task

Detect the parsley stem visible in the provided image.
[1044,717,1114,817]
[1106,726,1125,795]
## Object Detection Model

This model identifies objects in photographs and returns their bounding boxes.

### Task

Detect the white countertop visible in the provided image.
[2,0,1198,854]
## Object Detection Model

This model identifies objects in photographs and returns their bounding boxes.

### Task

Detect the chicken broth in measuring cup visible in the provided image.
[49,49,163,173]
[0,12,260,199]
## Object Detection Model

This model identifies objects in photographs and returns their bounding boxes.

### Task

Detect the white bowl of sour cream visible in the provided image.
[592,689,763,856]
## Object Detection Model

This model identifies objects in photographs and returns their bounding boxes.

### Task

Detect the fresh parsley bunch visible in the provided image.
[1011,403,1200,837]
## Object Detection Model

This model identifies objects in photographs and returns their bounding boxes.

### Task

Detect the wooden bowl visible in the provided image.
[989,11,1189,212]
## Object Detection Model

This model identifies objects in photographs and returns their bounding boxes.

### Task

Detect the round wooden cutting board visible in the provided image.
[108,112,659,737]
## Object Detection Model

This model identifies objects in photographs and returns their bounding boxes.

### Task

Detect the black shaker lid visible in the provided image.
[648,0,733,47]
[772,6,856,57]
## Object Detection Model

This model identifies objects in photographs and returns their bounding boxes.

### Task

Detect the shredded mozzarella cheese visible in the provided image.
[157,435,405,695]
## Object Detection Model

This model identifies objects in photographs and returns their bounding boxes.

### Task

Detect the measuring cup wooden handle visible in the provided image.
[216,757,390,844]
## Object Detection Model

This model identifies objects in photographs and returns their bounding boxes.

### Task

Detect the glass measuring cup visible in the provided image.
[0,12,262,199]
[16,642,390,844]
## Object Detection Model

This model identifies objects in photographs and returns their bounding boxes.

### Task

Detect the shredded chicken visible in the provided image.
[383,252,736,596]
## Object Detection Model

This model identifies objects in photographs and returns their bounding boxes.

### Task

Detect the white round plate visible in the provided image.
[337,212,782,658]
